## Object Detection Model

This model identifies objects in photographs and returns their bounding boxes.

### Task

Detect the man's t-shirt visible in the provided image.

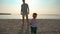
[21,3,28,15]
[30,19,38,27]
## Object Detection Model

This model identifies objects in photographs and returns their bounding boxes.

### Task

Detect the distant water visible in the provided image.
[0,14,60,19]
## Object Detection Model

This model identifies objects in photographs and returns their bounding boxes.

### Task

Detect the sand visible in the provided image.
[0,19,60,34]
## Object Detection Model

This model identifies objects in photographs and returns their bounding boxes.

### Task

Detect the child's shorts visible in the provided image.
[31,27,37,33]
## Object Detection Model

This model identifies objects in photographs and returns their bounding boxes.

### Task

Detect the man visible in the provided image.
[21,0,29,34]
[21,0,29,23]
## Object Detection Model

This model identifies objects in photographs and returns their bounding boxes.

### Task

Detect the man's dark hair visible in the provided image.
[22,0,25,2]
[33,13,37,15]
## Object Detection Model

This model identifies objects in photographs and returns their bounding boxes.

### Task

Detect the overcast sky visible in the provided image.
[0,0,60,14]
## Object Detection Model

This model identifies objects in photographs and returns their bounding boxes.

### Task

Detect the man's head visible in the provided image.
[33,13,37,19]
[22,0,25,3]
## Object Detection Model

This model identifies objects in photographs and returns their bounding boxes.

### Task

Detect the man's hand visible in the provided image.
[21,12,23,15]
[28,12,29,14]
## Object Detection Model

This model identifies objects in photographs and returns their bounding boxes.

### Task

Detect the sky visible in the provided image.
[0,0,60,15]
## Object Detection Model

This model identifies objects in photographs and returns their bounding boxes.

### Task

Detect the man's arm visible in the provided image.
[27,5,29,14]
[21,5,22,15]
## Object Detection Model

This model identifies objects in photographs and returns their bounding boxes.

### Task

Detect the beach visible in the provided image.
[0,19,60,34]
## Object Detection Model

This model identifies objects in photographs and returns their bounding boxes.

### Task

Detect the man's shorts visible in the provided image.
[21,12,28,17]
[31,27,37,33]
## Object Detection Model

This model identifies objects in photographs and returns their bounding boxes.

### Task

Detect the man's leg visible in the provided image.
[21,15,25,34]
[26,14,30,34]
[22,15,24,23]
[26,14,28,22]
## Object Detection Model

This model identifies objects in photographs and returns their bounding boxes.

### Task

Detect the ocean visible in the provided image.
[0,14,60,19]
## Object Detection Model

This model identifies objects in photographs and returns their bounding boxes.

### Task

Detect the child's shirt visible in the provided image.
[30,19,38,27]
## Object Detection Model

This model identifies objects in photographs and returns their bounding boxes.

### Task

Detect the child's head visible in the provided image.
[33,13,37,19]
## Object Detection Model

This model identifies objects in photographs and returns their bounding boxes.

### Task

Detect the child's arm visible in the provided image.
[29,20,32,26]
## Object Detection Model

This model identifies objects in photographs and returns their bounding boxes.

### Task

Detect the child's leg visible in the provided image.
[34,27,37,34]
[31,27,34,34]
[34,32,36,34]
[31,32,33,34]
